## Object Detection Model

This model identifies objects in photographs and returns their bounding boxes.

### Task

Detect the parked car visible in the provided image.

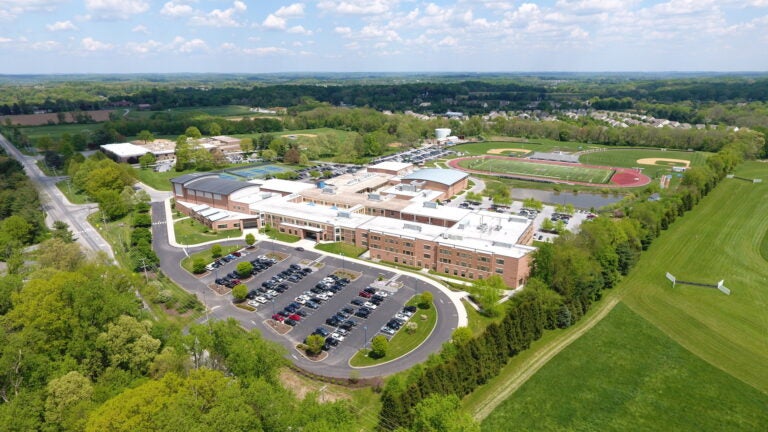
[271,314,285,322]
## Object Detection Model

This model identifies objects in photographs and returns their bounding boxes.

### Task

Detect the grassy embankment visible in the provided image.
[468,161,768,429]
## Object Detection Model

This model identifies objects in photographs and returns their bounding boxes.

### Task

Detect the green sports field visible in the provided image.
[580,149,709,179]
[481,304,768,431]
[456,157,615,184]
[451,138,602,156]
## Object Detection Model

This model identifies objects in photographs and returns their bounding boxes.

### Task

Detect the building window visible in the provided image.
[423,253,431,259]
[217,224,227,229]
[496,258,505,265]
[495,268,504,274]
[423,245,431,250]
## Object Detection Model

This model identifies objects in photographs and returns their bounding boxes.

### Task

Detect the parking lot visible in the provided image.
[199,244,432,367]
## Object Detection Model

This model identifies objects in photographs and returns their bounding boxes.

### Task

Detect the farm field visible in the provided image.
[621,160,768,392]
[481,303,768,432]
[125,105,256,120]
[456,156,615,184]
[19,123,102,141]
[580,149,709,179]
[451,138,603,156]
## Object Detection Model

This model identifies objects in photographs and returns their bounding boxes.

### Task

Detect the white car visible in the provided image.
[316,292,330,301]
[255,296,268,304]
[363,301,378,310]
[294,296,307,305]
[380,326,396,335]
[247,300,259,307]
[375,291,389,298]
[395,313,410,321]
[331,332,345,341]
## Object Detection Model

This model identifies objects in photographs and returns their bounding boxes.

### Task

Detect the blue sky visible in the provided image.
[1,1,767,74]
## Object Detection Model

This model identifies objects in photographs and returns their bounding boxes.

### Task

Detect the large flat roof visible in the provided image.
[402,168,468,186]
[101,143,149,158]
[252,178,315,195]
[250,196,375,229]
[438,211,534,258]
[369,161,413,172]
[400,201,469,222]
[358,216,445,241]
[184,177,257,196]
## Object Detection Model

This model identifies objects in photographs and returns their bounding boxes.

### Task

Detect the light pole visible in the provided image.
[363,325,368,350]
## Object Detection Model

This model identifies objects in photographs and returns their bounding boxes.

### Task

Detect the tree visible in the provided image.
[284,146,301,164]
[245,233,256,248]
[0,215,32,245]
[304,334,325,356]
[211,244,223,258]
[137,130,155,144]
[192,257,206,274]
[184,126,202,139]
[51,220,75,243]
[451,327,473,345]
[370,335,388,358]
[36,238,84,271]
[411,394,480,432]
[261,149,277,161]
[419,291,433,309]
[138,152,156,169]
[522,197,543,211]
[97,315,161,373]
[470,275,505,317]
[232,284,248,302]
[236,261,253,278]
[44,371,93,428]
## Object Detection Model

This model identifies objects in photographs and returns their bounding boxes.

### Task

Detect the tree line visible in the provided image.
[377,130,764,430]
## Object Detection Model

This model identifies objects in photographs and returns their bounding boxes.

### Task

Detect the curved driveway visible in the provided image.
[152,202,461,378]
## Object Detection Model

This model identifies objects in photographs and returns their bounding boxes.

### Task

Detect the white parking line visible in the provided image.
[211,305,221,311]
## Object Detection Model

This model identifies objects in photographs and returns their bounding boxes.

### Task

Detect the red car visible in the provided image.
[288,314,301,322]
[358,290,372,298]
[271,314,285,322]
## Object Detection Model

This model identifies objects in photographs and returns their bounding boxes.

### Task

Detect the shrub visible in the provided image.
[192,258,206,274]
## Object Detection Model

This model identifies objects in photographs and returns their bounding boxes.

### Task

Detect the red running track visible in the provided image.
[446,155,651,188]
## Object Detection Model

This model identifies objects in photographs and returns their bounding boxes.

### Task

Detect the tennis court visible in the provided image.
[223,164,288,180]
[457,156,615,184]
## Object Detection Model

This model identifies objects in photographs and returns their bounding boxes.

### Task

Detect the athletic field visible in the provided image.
[455,156,615,184]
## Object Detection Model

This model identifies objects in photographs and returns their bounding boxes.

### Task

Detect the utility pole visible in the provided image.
[138,257,149,283]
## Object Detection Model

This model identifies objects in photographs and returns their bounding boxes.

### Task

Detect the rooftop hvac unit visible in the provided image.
[337,211,351,218]
[403,223,422,232]
[322,187,336,195]
[368,193,382,201]
[423,201,438,209]
[492,241,513,248]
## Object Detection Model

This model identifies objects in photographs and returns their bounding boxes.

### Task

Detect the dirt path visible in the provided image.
[472,295,621,421]
[486,148,531,154]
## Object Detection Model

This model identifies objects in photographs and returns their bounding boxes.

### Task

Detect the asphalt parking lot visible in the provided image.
[199,244,429,367]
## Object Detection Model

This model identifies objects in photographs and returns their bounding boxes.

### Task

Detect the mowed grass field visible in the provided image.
[481,303,768,431]
[580,149,709,179]
[457,157,615,184]
[621,161,768,392]
[451,138,603,156]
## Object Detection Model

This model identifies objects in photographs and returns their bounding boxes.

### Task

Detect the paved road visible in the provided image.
[0,133,114,260]
[151,201,460,378]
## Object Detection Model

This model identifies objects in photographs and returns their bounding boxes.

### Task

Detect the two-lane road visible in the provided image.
[0,133,114,259]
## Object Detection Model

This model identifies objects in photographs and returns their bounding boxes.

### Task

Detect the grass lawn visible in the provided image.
[463,300,503,337]
[580,149,709,179]
[125,105,255,121]
[134,167,198,191]
[180,244,242,273]
[20,123,100,141]
[174,218,242,245]
[457,157,614,184]
[620,160,768,393]
[314,242,367,258]
[260,225,300,243]
[56,180,89,204]
[480,303,768,431]
[350,297,437,367]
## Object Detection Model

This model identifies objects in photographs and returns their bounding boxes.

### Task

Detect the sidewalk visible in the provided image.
[160,197,469,328]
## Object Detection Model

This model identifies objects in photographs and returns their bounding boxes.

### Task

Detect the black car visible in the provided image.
[295,309,308,317]
[301,267,312,274]
[215,278,227,285]
[335,311,350,320]
[387,319,402,330]
[403,305,418,313]
[351,298,366,306]
[295,246,305,251]
[363,287,376,294]
[354,309,370,319]
[313,327,329,337]
[277,310,290,318]
[227,271,238,279]
[289,264,301,270]
[285,305,298,313]
[372,294,385,302]
[370,298,383,306]
[325,337,339,347]
[284,319,297,327]
[326,317,342,327]
[305,301,319,309]
[341,306,355,315]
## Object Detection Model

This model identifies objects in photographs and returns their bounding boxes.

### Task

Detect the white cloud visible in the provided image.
[275,3,305,18]
[287,25,312,35]
[0,0,65,20]
[160,1,194,17]
[85,0,149,20]
[132,25,149,34]
[555,0,634,12]
[243,46,289,55]
[334,26,352,35]
[262,14,286,30]
[178,38,208,53]
[81,37,113,51]
[0,37,14,43]
[437,36,458,47]
[189,1,246,27]
[359,24,401,41]
[126,39,161,54]
[31,40,59,50]
[318,0,396,15]
[46,20,78,31]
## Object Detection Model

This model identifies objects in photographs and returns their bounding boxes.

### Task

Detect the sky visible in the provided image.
[1,0,767,74]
